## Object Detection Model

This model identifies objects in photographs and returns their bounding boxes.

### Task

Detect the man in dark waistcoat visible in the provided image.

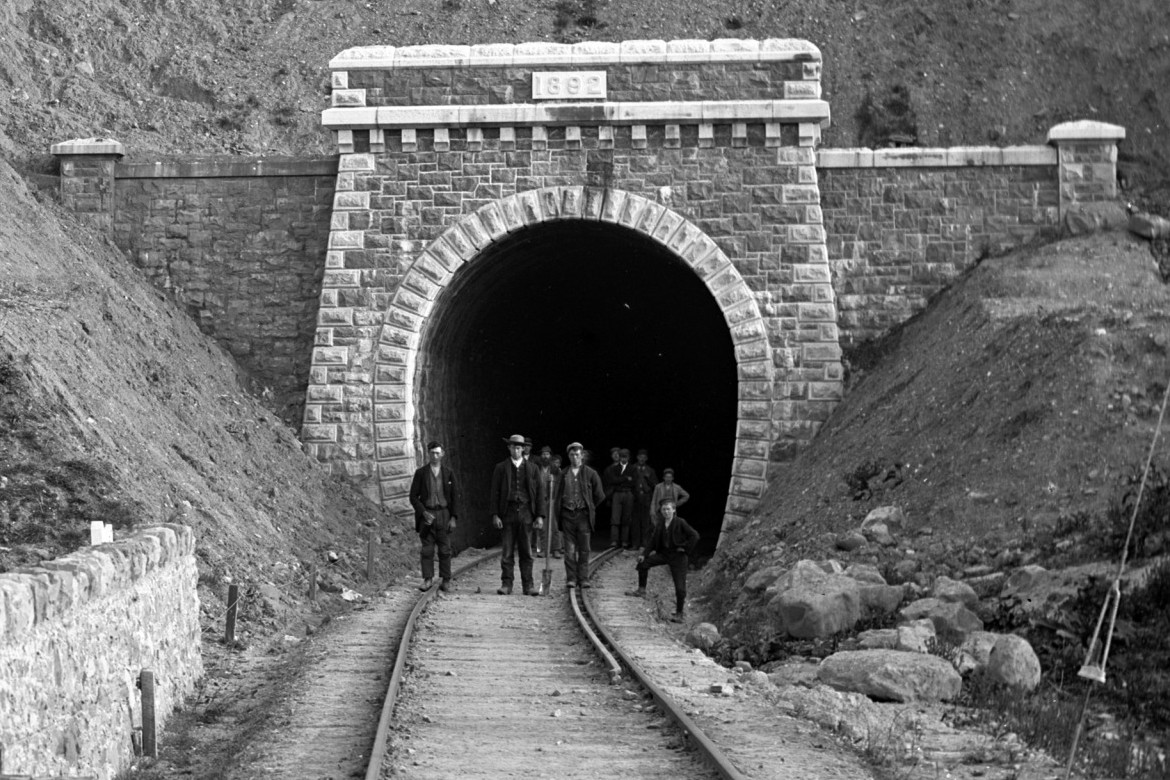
[490,434,547,595]
[625,499,699,622]
[408,440,459,592]
[552,441,606,589]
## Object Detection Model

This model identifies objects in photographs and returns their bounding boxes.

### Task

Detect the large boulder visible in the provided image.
[767,573,861,639]
[900,597,984,643]
[743,565,785,593]
[685,622,721,652]
[932,575,978,606]
[858,582,906,617]
[957,631,1001,674]
[986,634,1042,691]
[817,649,963,702]
[896,619,936,653]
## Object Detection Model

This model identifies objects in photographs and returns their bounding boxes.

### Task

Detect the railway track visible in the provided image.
[225,546,873,779]
[370,548,873,780]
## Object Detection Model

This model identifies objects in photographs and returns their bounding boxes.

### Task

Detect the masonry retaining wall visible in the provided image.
[110,159,337,424]
[0,524,201,780]
[818,146,1063,343]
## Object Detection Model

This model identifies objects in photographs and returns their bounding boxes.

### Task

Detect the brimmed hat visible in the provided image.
[503,434,526,445]
[523,437,533,447]
[566,442,584,452]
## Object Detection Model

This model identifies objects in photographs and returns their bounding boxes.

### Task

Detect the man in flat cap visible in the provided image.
[490,434,547,595]
[408,441,459,592]
[552,442,606,588]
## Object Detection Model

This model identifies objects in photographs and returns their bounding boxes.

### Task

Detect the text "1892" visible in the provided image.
[532,71,607,100]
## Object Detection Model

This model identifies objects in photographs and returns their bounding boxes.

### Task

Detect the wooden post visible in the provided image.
[366,529,376,580]
[140,669,156,759]
[224,584,238,645]
[308,564,318,600]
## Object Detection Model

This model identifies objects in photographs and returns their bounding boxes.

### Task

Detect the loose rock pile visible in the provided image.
[697,506,1050,704]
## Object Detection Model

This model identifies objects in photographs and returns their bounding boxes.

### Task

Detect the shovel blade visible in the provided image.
[541,568,553,596]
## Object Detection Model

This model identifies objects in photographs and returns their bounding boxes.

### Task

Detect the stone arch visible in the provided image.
[373,185,775,539]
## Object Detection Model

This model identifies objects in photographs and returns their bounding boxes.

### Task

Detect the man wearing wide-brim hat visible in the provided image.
[489,434,547,595]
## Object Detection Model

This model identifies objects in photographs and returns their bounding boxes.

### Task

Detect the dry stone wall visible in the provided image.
[0,524,201,780]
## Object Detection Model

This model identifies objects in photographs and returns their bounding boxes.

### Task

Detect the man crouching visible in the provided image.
[625,499,699,622]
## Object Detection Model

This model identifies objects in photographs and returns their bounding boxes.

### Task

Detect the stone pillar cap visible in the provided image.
[50,137,125,156]
[1046,120,1126,144]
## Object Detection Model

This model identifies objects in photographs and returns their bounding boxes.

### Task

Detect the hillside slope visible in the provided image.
[1,0,1168,200]
[0,159,415,635]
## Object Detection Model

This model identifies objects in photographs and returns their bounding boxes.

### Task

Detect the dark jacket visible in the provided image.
[602,461,636,499]
[552,464,606,530]
[642,515,700,558]
[409,464,458,533]
[490,458,547,519]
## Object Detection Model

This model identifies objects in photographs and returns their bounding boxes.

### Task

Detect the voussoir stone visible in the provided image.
[817,649,963,702]
[986,634,1042,691]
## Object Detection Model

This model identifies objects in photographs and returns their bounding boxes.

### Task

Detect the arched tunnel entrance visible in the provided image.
[415,220,738,558]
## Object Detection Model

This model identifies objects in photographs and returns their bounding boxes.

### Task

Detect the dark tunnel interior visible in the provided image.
[415,220,739,558]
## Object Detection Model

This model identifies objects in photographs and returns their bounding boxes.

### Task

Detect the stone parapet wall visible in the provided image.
[818,145,1062,343]
[0,524,201,780]
[109,158,337,423]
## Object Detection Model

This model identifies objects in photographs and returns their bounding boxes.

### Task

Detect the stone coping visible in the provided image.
[0,523,195,641]
[115,157,338,179]
[49,137,125,156]
[1047,120,1126,143]
[322,99,831,130]
[330,39,821,70]
[817,145,1058,168]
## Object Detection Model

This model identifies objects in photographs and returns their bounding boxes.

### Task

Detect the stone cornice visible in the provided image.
[322,99,831,130]
[818,145,1057,168]
[329,39,821,70]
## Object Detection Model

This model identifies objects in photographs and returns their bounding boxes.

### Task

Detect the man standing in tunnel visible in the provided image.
[604,448,636,548]
[553,442,606,589]
[491,434,546,595]
[409,441,458,592]
[631,448,657,551]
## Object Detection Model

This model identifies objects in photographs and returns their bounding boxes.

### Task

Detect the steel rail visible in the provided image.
[568,546,624,684]
[580,552,751,780]
[364,547,499,780]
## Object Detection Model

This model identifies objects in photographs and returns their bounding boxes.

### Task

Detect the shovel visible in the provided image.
[538,473,554,596]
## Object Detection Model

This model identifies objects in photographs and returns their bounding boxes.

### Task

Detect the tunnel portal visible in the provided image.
[303,39,846,550]
[418,220,738,553]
